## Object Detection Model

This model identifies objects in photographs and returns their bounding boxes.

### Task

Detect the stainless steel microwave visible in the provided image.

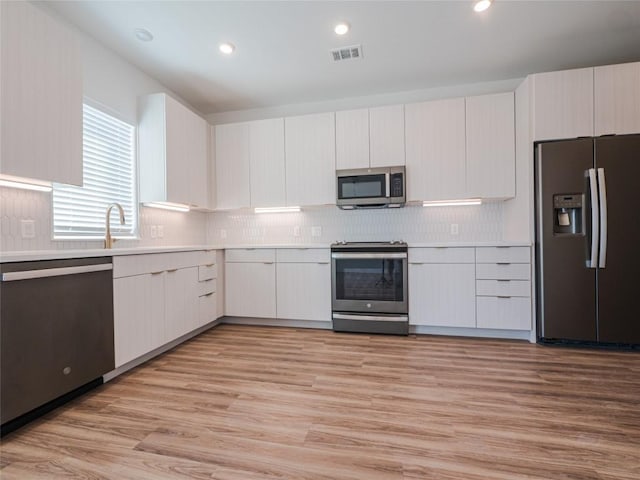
[336,166,406,209]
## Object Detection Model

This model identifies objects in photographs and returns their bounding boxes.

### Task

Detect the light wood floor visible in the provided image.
[1,325,639,479]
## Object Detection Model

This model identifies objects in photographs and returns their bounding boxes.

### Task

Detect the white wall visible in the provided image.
[0,5,207,252]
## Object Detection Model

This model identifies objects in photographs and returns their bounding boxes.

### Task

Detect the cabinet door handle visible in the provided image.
[167,268,178,273]
[409,262,424,265]
[496,262,511,266]
[151,271,164,275]
[497,279,511,282]
[317,262,329,265]
[199,292,214,298]
[497,296,512,299]
[263,262,274,265]
[205,264,214,267]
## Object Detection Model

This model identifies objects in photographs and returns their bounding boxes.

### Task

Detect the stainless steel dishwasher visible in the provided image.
[1,257,115,433]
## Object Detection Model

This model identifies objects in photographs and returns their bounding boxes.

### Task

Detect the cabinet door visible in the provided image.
[225,263,276,318]
[409,263,475,327]
[113,273,164,367]
[285,112,336,206]
[165,96,208,206]
[405,98,466,201]
[336,109,370,170]
[215,123,251,209]
[276,263,331,321]
[369,104,405,167]
[531,67,594,141]
[164,267,198,342]
[466,92,515,199]
[595,62,640,136]
[249,118,286,207]
[0,1,82,185]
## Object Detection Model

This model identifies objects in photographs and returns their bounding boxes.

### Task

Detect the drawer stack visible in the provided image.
[197,250,218,327]
[475,247,532,330]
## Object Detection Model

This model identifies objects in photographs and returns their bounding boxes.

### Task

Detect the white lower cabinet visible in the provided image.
[225,260,276,318]
[475,247,532,331]
[113,272,164,367]
[113,251,219,368]
[409,263,476,327]
[276,262,331,321]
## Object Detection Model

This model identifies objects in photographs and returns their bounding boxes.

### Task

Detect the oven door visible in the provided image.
[336,173,389,207]
[331,252,408,314]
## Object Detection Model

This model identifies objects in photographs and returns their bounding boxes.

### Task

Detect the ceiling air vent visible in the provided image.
[331,44,363,62]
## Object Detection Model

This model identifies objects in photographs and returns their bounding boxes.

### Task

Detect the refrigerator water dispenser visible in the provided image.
[553,194,584,235]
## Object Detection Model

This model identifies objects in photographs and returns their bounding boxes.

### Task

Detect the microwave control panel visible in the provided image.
[390,173,404,198]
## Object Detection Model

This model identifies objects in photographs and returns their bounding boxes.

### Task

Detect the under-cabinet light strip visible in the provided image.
[143,202,190,212]
[422,199,482,207]
[0,178,52,192]
[254,206,301,214]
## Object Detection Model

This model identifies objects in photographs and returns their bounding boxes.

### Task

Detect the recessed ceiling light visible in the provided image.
[134,28,153,42]
[334,22,350,35]
[219,42,235,55]
[473,0,492,12]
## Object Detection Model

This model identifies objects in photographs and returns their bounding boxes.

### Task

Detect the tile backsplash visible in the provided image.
[206,203,503,245]
[0,187,207,252]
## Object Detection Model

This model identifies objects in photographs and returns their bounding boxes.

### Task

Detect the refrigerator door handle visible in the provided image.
[597,168,608,268]
[587,168,599,269]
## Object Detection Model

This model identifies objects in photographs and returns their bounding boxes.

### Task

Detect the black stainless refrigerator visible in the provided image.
[535,134,640,345]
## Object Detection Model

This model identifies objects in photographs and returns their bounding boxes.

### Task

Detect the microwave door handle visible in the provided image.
[385,173,390,198]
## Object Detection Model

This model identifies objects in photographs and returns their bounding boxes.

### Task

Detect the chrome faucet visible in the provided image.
[105,203,125,249]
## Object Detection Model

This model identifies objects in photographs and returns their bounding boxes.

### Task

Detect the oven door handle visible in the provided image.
[331,252,407,260]
[332,313,408,322]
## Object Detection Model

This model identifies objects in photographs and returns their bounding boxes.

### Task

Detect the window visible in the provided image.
[53,103,137,238]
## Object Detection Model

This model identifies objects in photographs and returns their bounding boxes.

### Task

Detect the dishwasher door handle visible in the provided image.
[1,263,113,282]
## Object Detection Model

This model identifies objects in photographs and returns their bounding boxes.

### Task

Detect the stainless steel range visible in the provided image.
[331,241,408,335]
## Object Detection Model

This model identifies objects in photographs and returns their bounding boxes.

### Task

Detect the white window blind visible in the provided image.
[53,103,137,238]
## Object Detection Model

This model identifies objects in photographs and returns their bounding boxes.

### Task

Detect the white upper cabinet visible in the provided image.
[335,105,405,170]
[285,112,336,206]
[594,62,640,136]
[530,67,594,141]
[215,122,250,210]
[336,109,370,170]
[369,104,405,168]
[0,1,82,186]
[466,92,515,199]
[139,93,209,208]
[249,118,286,207]
[405,98,466,201]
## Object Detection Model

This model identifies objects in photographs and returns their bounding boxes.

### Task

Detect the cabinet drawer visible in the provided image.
[198,292,217,326]
[276,248,330,263]
[409,247,475,264]
[198,264,217,281]
[476,263,530,280]
[477,296,532,330]
[198,278,216,296]
[476,247,530,264]
[225,248,276,263]
[198,250,217,265]
[113,251,201,278]
[476,280,531,297]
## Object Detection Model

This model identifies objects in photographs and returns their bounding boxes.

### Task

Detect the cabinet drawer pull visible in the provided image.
[497,262,511,266]
[199,292,214,298]
[317,262,329,265]
[497,296,512,299]
[205,264,214,267]
[202,278,213,282]
[409,262,424,265]
[151,271,163,275]
[497,279,511,282]
[263,262,274,265]
[167,268,178,273]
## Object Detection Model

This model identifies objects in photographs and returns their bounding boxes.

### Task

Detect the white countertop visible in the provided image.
[0,241,532,263]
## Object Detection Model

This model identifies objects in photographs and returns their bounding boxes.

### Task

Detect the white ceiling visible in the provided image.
[46,1,640,115]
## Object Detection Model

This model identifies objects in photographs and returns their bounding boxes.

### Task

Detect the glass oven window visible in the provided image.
[338,174,385,199]
[335,258,404,302]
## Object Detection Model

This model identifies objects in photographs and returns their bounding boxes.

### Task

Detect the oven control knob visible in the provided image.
[366,303,372,308]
